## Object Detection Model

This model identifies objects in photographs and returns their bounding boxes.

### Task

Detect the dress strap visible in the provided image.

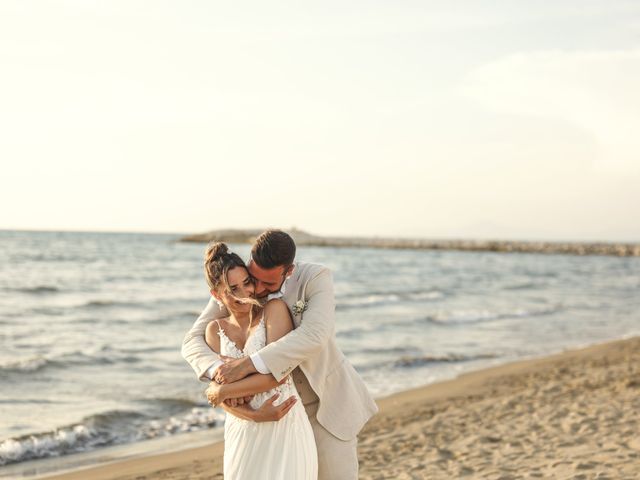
[213,319,224,335]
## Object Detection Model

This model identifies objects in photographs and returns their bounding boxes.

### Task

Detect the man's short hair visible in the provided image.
[251,230,296,269]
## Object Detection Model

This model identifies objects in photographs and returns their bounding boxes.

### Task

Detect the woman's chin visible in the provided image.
[229,302,253,313]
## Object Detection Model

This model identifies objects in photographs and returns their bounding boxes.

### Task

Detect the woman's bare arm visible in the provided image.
[204,321,222,356]
[210,372,285,404]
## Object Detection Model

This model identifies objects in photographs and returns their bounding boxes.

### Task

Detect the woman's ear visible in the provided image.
[211,290,225,308]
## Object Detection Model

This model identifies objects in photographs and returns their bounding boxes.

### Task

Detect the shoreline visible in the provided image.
[21,334,640,480]
[0,430,224,480]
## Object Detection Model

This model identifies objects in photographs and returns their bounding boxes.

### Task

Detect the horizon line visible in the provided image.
[0,227,638,246]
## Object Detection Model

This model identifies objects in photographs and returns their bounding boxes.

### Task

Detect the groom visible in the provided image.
[181,229,377,480]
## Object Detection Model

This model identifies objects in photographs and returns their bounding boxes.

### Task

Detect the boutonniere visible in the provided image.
[292,299,308,316]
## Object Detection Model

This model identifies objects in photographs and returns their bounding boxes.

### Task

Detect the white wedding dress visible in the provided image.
[216,317,318,479]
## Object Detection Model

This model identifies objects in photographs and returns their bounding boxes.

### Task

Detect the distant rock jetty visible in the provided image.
[179,228,640,257]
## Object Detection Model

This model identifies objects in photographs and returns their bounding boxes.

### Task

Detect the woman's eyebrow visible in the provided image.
[229,277,250,288]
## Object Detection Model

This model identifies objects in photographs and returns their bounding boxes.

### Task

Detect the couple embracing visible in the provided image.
[181,229,378,479]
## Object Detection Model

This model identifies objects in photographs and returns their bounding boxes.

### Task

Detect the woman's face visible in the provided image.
[216,266,255,314]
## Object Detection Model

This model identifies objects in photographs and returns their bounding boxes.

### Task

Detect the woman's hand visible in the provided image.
[224,395,254,407]
[205,381,227,407]
[207,383,253,408]
[214,355,255,384]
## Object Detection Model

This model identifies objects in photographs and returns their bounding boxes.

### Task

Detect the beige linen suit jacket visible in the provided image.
[181,261,378,441]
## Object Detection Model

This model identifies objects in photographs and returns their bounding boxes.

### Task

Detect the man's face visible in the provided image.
[247,259,292,298]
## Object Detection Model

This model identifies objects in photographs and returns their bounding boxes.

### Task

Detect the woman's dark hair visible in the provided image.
[203,242,246,291]
[251,230,296,269]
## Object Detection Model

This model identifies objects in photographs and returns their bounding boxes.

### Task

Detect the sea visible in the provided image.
[1,230,639,476]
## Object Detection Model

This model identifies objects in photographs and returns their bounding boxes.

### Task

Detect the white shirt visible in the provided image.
[205,274,290,380]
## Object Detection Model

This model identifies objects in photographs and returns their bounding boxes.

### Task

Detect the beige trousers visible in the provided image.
[292,368,359,480]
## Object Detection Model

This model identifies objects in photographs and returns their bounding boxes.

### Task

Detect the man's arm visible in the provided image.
[219,394,297,423]
[181,296,229,381]
[257,269,335,382]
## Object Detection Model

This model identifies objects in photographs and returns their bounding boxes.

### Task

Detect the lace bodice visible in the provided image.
[215,317,297,414]
[217,316,267,358]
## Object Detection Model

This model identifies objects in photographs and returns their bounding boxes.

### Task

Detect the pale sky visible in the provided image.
[1,1,639,241]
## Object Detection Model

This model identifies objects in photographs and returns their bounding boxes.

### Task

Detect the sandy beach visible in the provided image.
[36,336,640,480]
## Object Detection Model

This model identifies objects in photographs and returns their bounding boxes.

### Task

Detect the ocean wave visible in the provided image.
[355,346,421,356]
[394,352,498,368]
[0,356,50,373]
[0,425,95,466]
[0,398,62,405]
[11,285,60,294]
[140,405,223,438]
[24,253,75,262]
[116,345,177,355]
[80,302,198,315]
[138,310,226,326]
[336,305,561,339]
[144,397,202,410]
[82,300,142,308]
[0,406,225,466]
[504,281,540,290]
[422,306,561,325]
[337,289,445,310]
[355,351,500,372]
[0,349,142,376]
[30,306,66,316]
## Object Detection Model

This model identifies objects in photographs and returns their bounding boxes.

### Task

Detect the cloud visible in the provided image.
[460,48,640,172]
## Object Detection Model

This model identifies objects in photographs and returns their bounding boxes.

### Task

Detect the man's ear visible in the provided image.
[285,264,295,278]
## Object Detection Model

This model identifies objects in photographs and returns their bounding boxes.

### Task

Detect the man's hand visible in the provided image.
[220,394,295,422]
[214,355,256,384]
[253,393,297,422]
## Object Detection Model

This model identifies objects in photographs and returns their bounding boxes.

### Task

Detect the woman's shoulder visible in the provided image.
[206,316,231,333]
[263,299,292,325]
[262,300,293,340]
[264,298,288,314]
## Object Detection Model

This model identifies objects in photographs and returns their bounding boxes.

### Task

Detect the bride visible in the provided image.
[200,242,318,479]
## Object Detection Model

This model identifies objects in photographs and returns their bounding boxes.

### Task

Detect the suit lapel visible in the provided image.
[283,263,302,327]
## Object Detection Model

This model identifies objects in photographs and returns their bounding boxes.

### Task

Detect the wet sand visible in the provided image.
[40,336,640,480]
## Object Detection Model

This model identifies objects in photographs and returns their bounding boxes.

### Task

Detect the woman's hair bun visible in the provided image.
[205,242,229,262]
